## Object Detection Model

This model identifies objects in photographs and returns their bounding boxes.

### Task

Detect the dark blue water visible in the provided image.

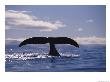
[5,44,106,72]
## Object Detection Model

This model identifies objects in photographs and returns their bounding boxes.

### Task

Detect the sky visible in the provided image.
[5,5,106,44]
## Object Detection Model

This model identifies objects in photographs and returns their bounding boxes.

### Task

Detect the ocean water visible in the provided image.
[5,44,106,72]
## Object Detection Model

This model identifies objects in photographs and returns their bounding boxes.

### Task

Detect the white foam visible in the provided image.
[5,52,80,61]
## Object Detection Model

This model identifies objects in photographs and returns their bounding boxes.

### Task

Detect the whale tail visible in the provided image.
[19,37,79,56]
[49,43,60,56]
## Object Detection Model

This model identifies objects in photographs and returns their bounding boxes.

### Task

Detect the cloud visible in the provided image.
[6,38,25,41]
[78,28,83,32]
[7,10,31,13]
[5,10,65,31]
[74,36,106,44]
[86,19,94,23]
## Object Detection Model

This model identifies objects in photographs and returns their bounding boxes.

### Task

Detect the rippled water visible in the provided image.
[5,44,106,72]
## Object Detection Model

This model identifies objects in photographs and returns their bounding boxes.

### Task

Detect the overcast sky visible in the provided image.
[5,5,106,44]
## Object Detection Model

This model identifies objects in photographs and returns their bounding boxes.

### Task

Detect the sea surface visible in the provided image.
[5,44,106,72]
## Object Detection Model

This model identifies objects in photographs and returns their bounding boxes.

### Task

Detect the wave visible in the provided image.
[5,52,80,61]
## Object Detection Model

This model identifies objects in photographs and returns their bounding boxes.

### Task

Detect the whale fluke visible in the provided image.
[19,37,48,47]
[19,37,79,56]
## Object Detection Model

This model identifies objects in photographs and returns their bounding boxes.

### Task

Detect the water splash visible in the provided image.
[5,52,80,61]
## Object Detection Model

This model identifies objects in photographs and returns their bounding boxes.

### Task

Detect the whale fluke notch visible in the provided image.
[19,37,79,56]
